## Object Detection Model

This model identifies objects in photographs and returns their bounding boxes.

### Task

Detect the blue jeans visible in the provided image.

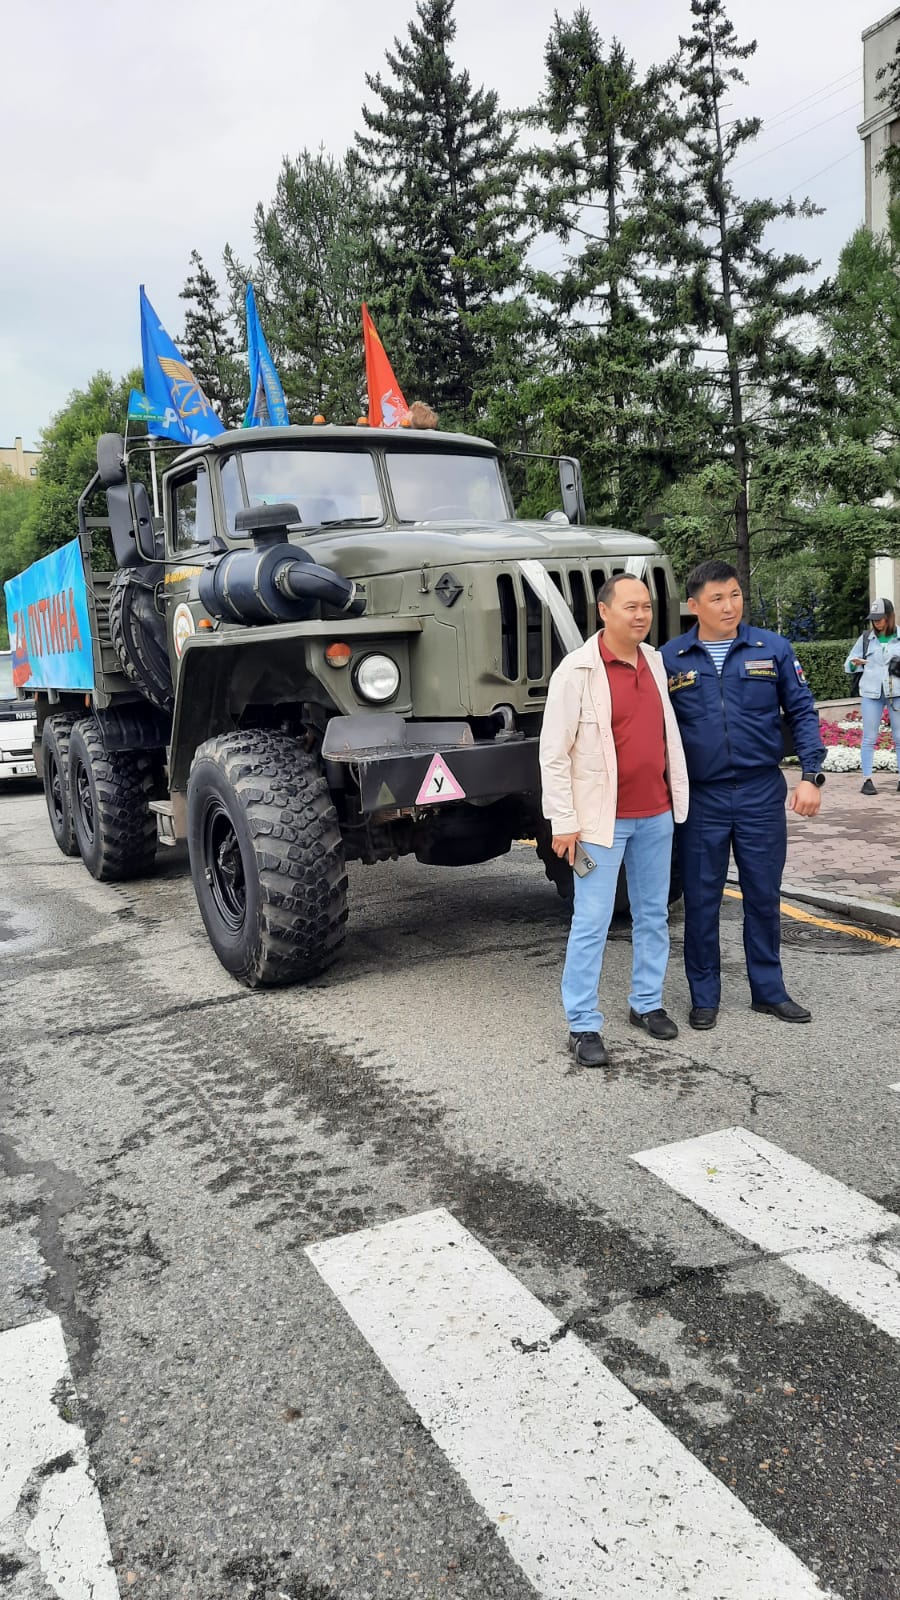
[861,692,900,777]
[561,810,674,1034]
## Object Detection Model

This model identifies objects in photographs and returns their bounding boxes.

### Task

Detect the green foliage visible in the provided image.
[639,0,828,593]
[16,370,140,567]
[516,11,700,526]
[792,640,855,702]
[0,467,36,646]
[226,149,376,422]
[179,250,244,428]
[355,0,525,423]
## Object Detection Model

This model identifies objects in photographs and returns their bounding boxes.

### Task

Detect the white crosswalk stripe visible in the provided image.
[633,1127,900,1341]
[0,1315,119,1599]
[308,1207,838,1600]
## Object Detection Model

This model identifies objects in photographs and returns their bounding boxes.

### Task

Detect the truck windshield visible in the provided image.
[0,658,14,699]
[220,449,384,532]
[386,451,508,522]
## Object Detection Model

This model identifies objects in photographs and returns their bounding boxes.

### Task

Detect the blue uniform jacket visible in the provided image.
[659,623,825,785]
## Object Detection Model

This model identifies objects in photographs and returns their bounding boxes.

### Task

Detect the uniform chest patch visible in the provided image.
[745,660,777,679]
[667,670,698,692]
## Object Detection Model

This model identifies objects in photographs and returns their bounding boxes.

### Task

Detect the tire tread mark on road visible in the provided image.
[53,1006,900,1600]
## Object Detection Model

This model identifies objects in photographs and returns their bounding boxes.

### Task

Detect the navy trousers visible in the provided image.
[676,770,788,1009]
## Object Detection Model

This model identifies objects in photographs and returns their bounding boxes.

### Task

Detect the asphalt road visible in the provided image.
[1,780,898,1600]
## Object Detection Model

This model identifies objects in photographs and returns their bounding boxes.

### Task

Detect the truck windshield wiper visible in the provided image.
[318,516,383,528]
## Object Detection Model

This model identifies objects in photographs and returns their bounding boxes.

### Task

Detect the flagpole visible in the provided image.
[149,438,161,517]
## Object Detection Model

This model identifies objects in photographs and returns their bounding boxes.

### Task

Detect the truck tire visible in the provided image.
[41,716,79,857]
[534,820,575,909]
[108,565,174,711]
[68,719,158,881]
[187,731,348,988]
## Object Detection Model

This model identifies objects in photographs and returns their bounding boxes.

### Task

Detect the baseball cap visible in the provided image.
[867,597,891,619]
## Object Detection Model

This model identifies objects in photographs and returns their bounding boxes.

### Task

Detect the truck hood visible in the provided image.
[294,520,660,579]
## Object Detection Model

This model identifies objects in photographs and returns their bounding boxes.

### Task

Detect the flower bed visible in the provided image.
[819,708,898,773]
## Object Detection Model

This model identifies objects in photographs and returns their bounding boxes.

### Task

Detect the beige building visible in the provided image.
[0,436,40,480]
[859,7,900,233]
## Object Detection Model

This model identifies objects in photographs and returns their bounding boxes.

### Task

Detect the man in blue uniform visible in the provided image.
[661,560,825,1029]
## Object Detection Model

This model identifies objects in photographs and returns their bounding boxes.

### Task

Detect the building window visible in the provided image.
[29,466,37,477]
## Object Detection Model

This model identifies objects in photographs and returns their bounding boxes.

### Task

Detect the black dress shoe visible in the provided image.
[568,1032,610,1067]
[751,998,812,1023]
[629,1007,679,1040]
[861,778,877,795]
[689,1006,718,1030]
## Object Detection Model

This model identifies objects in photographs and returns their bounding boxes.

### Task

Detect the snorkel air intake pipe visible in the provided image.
[198,502,365,624]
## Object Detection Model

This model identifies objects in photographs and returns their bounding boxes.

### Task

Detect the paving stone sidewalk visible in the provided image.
[784,768,900,908]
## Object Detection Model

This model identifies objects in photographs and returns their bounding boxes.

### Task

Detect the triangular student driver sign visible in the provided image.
[415,753,466,805]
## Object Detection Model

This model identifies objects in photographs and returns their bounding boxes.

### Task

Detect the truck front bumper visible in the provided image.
[321,713,540,815]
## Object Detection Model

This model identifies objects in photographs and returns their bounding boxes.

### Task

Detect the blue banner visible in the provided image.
[139,286,225,446]
[4,539,95,692]
[243,282,290,428]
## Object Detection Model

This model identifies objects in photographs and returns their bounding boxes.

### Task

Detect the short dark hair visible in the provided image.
[597,572,648,606]
[685,560,740,600]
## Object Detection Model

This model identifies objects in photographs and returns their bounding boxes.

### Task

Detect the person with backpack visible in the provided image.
[844,599,900,795]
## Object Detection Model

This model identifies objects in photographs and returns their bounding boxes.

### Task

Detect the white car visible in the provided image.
[0,650,37,779]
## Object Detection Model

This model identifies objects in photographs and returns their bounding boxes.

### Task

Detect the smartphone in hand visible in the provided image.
[573,842,597,877]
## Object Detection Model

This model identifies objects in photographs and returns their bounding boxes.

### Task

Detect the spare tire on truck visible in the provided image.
[186,730,348,988]
[68,718,158,881]
[108,563,173,710]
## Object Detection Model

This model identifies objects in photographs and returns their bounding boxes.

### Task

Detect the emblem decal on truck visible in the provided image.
[172,603,196,658]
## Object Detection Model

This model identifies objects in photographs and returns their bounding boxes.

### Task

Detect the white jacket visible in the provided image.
[539,636,690,847]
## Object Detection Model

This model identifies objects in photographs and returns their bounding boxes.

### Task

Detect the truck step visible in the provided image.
[149,799,177,846]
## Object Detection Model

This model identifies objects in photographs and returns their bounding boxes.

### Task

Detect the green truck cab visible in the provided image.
[23,424,680,986]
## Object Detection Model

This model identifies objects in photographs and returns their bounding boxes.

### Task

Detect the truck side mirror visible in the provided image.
[558,457,586,525]
[133,483,163,562]
[97,433,127,488]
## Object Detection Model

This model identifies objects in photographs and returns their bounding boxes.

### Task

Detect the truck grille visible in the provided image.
[497,561,608,688]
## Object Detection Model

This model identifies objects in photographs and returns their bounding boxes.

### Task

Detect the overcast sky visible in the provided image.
[0,0,881,449]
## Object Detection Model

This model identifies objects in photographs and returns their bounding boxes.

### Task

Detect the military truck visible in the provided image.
[13,424,681,986]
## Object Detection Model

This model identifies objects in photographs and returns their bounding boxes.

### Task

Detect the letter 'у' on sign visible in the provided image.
[415,752,466,805]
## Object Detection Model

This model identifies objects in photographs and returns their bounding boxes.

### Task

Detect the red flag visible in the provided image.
[362,303,408,428]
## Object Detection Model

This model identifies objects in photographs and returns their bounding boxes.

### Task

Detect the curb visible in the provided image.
[728,872,900,936]
[780,882,900,937]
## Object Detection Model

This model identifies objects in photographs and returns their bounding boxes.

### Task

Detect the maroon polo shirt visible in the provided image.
[598,634,671,818]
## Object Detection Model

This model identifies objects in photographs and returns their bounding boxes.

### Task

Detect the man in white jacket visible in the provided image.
[539,575,690,1067]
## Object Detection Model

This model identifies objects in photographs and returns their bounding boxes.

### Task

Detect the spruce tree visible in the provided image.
[179,252,243,429]
[355,0,524,423]
[518,9,698,522]
[639,0,827,594]
[226,149,376,422]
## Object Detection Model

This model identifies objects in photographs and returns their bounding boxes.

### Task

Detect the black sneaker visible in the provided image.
[629,1007,679,1040]
[861,778,877,795]
[568,1032,610,1067]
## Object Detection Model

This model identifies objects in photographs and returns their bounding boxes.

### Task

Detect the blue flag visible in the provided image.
[139,286,224,446]
[243,283,289,428]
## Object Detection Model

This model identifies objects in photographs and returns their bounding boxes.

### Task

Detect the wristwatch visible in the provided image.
[800,771,826,786]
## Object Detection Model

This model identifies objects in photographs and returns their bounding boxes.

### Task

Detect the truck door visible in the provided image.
[164,464,217,675]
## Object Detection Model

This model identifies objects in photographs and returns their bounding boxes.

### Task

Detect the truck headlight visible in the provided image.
[352,653,400,704]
